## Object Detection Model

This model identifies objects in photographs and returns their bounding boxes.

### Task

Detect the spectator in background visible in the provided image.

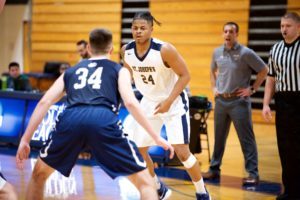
[262,12,300,200]
[76,40,90,60]
[202,21,268,186]
[6,62,32,91]
[0,172,18,200]
[59,63,71,75]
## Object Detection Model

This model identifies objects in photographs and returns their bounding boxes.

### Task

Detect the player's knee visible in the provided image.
[32,160,52,182]
[174,145,191,161]
[31,168,49,183]
[181,154,198,169]
[131,169,154,189]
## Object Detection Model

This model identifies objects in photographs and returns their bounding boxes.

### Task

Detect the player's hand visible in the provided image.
[16,139,31,170]
[155,137,174,159]
[154,99,172,114]
[262,105,272,122]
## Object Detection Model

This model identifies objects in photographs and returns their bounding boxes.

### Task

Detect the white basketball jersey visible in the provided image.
[124,38,178,102]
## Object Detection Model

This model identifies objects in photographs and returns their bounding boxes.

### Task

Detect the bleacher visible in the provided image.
[30,0,122,72]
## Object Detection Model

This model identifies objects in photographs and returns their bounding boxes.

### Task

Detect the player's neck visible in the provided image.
[136,39,151,53]
[90,54,110,60]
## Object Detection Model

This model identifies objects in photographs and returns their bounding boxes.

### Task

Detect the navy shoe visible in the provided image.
[157,181,172,200]
[196,187,211,200]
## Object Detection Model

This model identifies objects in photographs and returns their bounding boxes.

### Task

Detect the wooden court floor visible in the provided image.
[0,119,281,200]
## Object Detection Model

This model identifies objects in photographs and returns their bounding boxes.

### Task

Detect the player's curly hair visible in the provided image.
[132,11,161,26]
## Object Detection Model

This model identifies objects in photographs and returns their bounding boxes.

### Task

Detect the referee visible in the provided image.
[262,12,300,200]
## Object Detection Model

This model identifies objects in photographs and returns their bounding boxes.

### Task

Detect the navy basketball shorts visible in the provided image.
[39,106,146,178]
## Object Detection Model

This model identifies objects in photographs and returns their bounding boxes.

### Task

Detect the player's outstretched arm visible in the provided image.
[16,74,66,169]
[118,67,174,158]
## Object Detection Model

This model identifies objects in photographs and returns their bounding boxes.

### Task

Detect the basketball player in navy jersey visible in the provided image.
[0,172,18,200]
[16,28,174,200]
[121,12,210,200]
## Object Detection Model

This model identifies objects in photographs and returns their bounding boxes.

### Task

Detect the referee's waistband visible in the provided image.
[275,91,300,98]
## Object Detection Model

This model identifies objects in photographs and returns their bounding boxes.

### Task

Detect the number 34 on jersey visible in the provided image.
[74,67,103,89]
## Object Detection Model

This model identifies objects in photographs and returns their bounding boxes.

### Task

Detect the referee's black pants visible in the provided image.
[275,92,300,199]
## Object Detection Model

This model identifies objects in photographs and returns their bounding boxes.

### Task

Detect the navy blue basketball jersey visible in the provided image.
[64,58,122,113]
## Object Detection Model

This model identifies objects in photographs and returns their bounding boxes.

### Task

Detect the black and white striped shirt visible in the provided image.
[268,37,300,92]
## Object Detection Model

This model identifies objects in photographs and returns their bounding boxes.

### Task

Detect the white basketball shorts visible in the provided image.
[123,95,190,147]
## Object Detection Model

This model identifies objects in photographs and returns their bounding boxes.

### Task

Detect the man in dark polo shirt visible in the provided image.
[202,22,268,186]
[76,40,90,61]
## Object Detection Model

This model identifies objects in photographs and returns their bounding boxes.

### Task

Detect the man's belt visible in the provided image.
[219,92,238,98]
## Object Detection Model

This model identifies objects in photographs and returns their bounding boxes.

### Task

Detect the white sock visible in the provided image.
[193,178,206,194]
[154,175,161,189]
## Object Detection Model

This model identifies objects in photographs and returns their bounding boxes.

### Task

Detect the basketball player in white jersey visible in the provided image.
[121,12,210,200]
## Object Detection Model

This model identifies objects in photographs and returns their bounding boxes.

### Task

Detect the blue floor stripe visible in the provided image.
[155,167,281,196]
